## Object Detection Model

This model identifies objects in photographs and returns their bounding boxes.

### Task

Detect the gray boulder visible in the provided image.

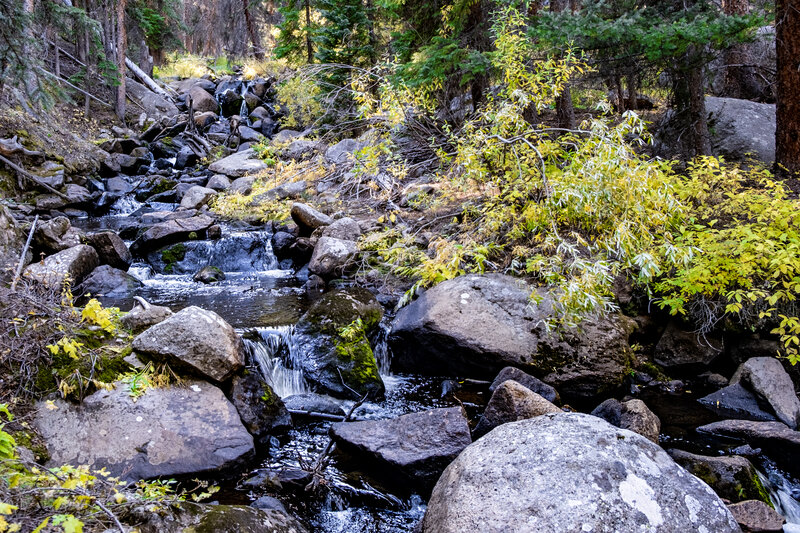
[271,129,305,145]
[706,96,775,164]
[290,202,333,235]
[189,84,219,114]
[249,180,307,205]
[85,231,132,270]
[132,306,245,382]
[192,265,225,284]
[121,302,173,333]
[208,148,268,178]
[591,398,661,443]
[389,274,635,399]
[23,244,99,288]
[283,393,346,418]
[697,419,800,476]
[324,138,364,165]
[726,500,785,533]
[229,373,291,444]
[653,321,721,369]
[129,214,214,256]
[179,185,217,210]
[668,449,770,504]
[206,174,231,191]
[473,380,560,438]
[489,366,559,404]
[423,413,741,533]
[308,237,358,279]
[331,407,471,489]
[126,79,179,121]
[34,380,254,481]
[75,265,142,298]
[731,357,800,429]
[281,140,319,161]
[321,217,361,241]
[229,176,257,195]
[64,184,93,205]
[136,503,308,533]
[34,216,82,253]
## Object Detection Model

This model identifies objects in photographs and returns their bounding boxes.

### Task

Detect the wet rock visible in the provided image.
[331,407,471,490]
[0,205,27,283]
[189,84,219,114]
[697,419,800,475]
[271,231,295,260]
[290,203,333,236]
[250,106,271,122]
[489,366,559,404]
[23,244,99,287]
[473,380,560,439]
[136,502,308,533]
[171,77,215,95]
[283,393,346,418]
[217,88,244,117]
[731,357,800,429]
[135,176,178,201]
[726,500,785,532]
[292,288,385,399]
[206,174,231,191]
[192,265,226,284]
[249,180,307,205]
[34,380,254,481]
[106,176,132,193]
[121,302,173,333]
[229,373,291,444]
[243,467,313,492]
[132,306,245,382]
[85,231,132,270]
[389,274,635,399]
[129,214,214,256]
[668,449,770,504]
[698,383,778,422]
[179,185,217,210]
[654,321,721,369]
[308,237,358,279]
[75,265,142,299]
[321,217,361,241]
[174,146,198,170]
[591,398,661,443]
[33,216,82,253]
[251,496,287,514]
[302,274,325,297]
[208,148,268,178]
[422,413,740,533]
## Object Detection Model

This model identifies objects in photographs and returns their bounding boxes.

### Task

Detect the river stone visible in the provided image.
[0,205,27,283]
[206,173,231,191]
[282,140,319,161]
[291,202,333,236]
[179,185,217,210]
[75,264,142,298]
[698,383,778,422]
[653,321,721,369]
[229,373,291,444]
[64,183,93,205]
[23,244,99,288]
[473,380,561,438]
[34,380,254,481]
[668,449,769,504]
[208,148,268,178]
[34,216,80,253]
[249,180,307,205]
[129,214,214,256]
[324,138,364,165]
[283,393,346,418]
[726,500,785,532]
[697,419,800,476]
[292,288,385,400]
[132,306,245,382]
[331,407,471,490]
[389,274,635,399]
[192,265,226,284]
[136,501,308,533]
[229,176,257,195]
[189,84,219,114]
[422,413,741,533]
[321,217,361,241]
[308,237,358,279]
[121,303,173,333]
[591,398,661,443]
[252,496,288,513]
[489,366,559,404]
[271,231,295,260]
[85,231,132,270]
[731,357,800,429]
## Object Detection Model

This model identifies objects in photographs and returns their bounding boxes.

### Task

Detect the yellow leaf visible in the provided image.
[52,497,67,510]
[389,213,397,223]
[8,523,20,532]
[45,400,58,411]
[0,503,17,515]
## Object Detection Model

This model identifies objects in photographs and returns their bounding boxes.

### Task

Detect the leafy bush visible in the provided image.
[274,74,323,130]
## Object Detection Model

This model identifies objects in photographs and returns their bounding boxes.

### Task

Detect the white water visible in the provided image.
[245,326,310,398]
[759,468,800,526]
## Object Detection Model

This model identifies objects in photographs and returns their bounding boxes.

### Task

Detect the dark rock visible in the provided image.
[243,467,312,492]
[23,244,99,288]
[422,413,740,533]
[121,302,173,333]
[289,237,315,263]
[189,85,219,114]
[473,380,561,438]
[229,373,291,444]
[193,110,218,130]
[75,265,141,299]
[132,306,245,382]
[174,145,198,170]
[106,176,132,193]
[271,231,295,259]
[668,449,770,504]
[290,202,333,236]
[389,274,635,399]
[136,503,308,533]
[192,265,226,284]
[303,274,325,297]
[591,398,661,443]
[489,366,559,404]
[699,383,778,422]
[134,176,177,202]
[283,393,346,418]
[217,88,244,117]
[33,216,82,253]
[207,224,222,240]
[727,500,785,532]
[129,214,214,256]
[239,125,264,143]
[250,106,270,122]
[251,496,287,513]
[85,231,132,270]
[331,407,471,490]
[697,419,800,475]
[308,237,358,279]
[34,380,254,482]
[731,357,800,429]
[281,140,319,161]
[653,321,721,370]
[271,129,304,145]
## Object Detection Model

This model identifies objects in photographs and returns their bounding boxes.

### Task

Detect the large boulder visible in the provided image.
[129,214,214,256]
[188,84,219,114]
[591,398,661,443]
[0,205,28,283]
[33,216,81,254]
[668,449,770,504]
[423,413,741,533]
[731,357,800,429]
[389,274,635,399]
[135,503,309,533]
[179,185,217,210]
[321,217,361,241]
[330,407,471,490]
[697,419,800,476]
[290,203,333,236]
[653,321,721,370]
[85,231,132,270]
[291,288,385,400]
[229,373,292,444]
[34,380,254,481]
[308,237,358,279]
[23,244,99,288]
[699,383,778,422]
[75,265,142,299]
[473,380,561,438]
[132,306,245,382]
[208,148,268,178]
[324,138,365,165]
[126,79,179,122]
[706,96,775,164]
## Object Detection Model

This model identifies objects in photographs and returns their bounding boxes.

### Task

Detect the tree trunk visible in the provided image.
[115,0,127,122]
[672,49,711,158]
[776,0,800,176]
[626,72,638,111]
[551,0,576,129]
[722,0,761,99]
[305,0,313,63]
[242,0,264,59]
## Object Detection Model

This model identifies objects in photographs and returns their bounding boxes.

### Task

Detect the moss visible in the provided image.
[304,288,383,335]
[734,466,773,507]
[161,244,187,273]
[334,332,381,392]
[639,360,669,382]
[152,177,176,195]
[10,430,50,463]
[37,348,133,400]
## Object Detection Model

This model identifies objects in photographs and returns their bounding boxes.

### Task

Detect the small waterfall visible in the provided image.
[372,322,393,375]
[245,326,310,398]
[239,81,253,122]
[758,465,800,525]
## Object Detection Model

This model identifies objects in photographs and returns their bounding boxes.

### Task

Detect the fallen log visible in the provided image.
[125,58,175,99]
[0,136,43,158]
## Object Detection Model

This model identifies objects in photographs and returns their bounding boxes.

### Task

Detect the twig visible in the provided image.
[0,154,69,200]
[10,215,37,292]
[287,409,346,421]
[36,67,112,108]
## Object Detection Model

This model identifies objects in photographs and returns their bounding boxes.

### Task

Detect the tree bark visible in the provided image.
[672,48,711,158]
[722,0,761,99]
[551,0,576,129]
[242,0,264,59]
[305,0,313,63]
[776,0,800,176]
[115,0,127,122]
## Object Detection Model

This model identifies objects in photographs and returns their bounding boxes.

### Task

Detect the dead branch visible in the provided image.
[0,155,69,200]
[0,137,43,158]
[10,215,37,292]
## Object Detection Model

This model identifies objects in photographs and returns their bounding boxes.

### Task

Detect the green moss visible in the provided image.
[334,331,381,392]
[639,360,669,382]
[37,348,133,400]
[161,243,187,273]
[152,177,176,195]
[304,288,383,335]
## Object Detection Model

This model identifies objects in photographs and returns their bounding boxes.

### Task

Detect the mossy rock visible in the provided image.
[135,502,309,533]
[37,344,133,401]
[161,243,187,273]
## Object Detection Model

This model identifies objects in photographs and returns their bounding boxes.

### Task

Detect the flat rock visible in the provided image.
[23,244,99,288]
[132,306,245,382]
[732,357,800,429]
[698,383,778,422]
[423,413,740,533]
[697,419,800,475]
[249,180,307,205]
[727,500,785,532]
[331,407,471,489]
[473,380,561,438]
[34,380,254,481]
[489,366,559,404]
[208,148,268,177]
[136,501,309,533]
[283,393,346,418]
